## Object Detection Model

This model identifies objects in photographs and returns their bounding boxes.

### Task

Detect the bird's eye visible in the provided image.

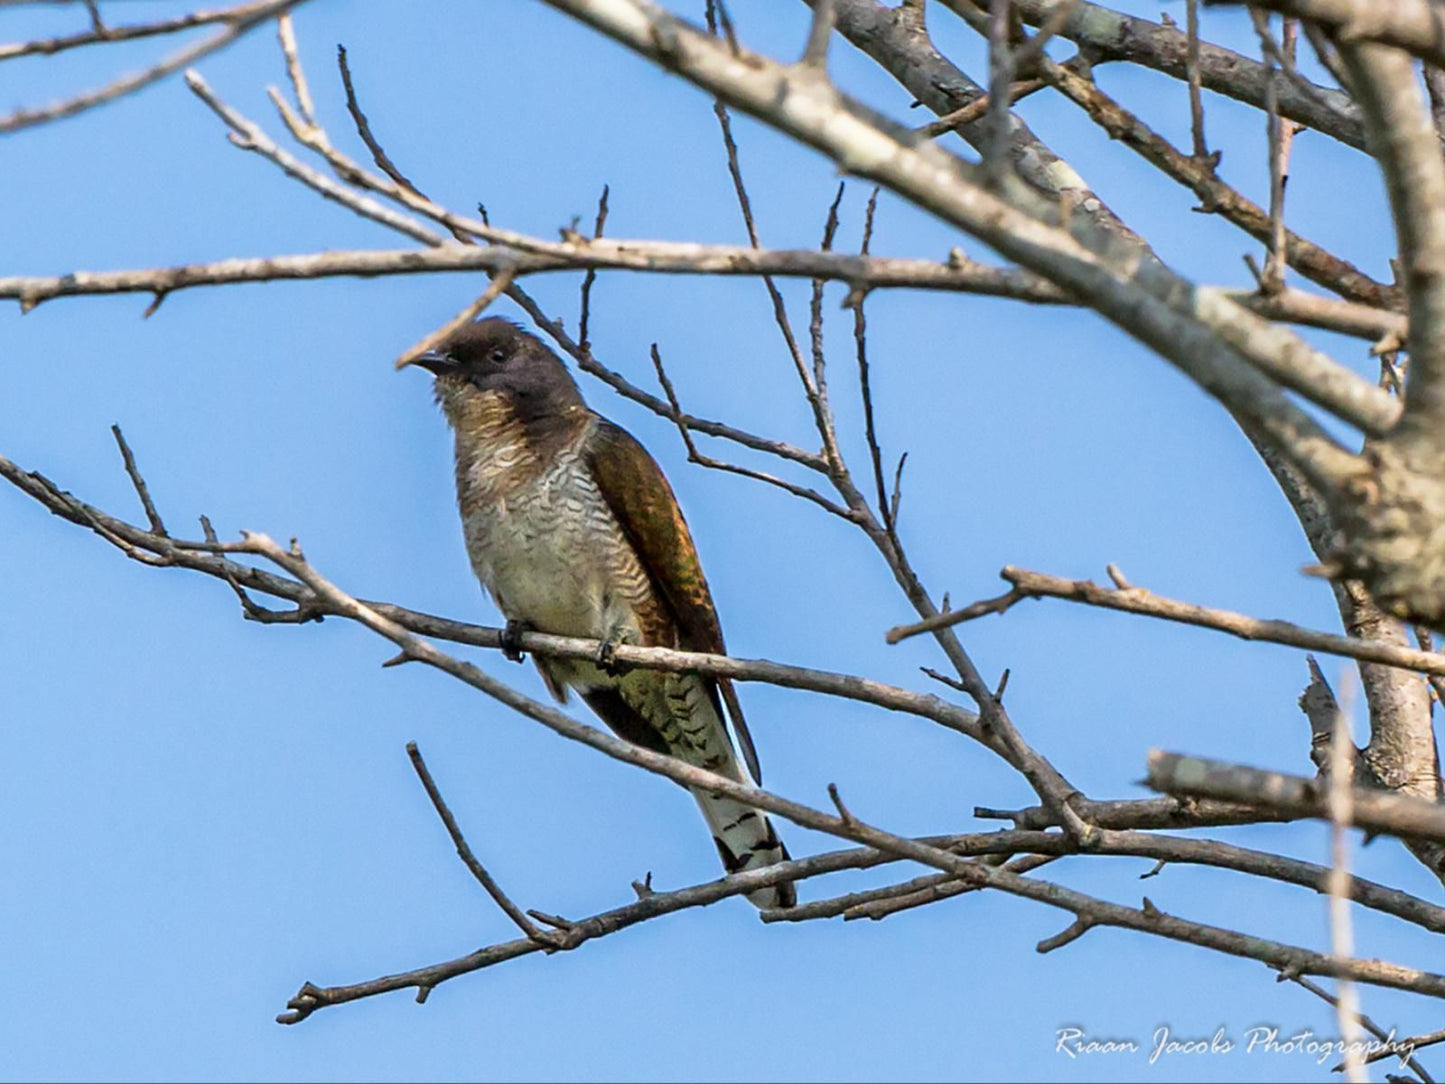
[488,348,507,364]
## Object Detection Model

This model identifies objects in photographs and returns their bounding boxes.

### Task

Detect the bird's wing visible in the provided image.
[582,417,764,784]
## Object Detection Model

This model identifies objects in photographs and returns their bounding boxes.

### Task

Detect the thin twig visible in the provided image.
[1186,0,1210,162]
[0,0,302,134]
[1252,10,1297,293]
[705,0,739,56]
[707,73,842,475]
[406,742,562,948]
[889,565,1445,683]
[912,79,1043,139]
[854,188,895,534]
[851,856,1058,924]
[5,238,1399,347]
[335,43,425,199]
[578,183,610,354]
[1287,975,1435,1083]
[3,238,1067,312]
[1036,54,1396,313]
[394,270,516,369]
[275,11,316,129]
[810,183,845,396]
[1360,1025,1445,1074]
[109,425,167,536]
[799,0,833,69]
[1037,914,1095,953]
[1007,0,1363,145]
[0,1,270,61]
[648,344,854,519]
[187,69,443,244]
[1011,0,1077,73]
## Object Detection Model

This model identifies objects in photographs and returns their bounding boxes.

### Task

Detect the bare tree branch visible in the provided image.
[1147,750,1445,850]
[1341,42,1445,441]
[205,527,1445,1006]
[405,742,563,949]
[1288,974,1435,1083]
[0,0,303,134]
[279,837,921,1023]
[890,564,1445,683]
[18,438,1445,1022]
[1003,0,1365,148]
[545,0,1366,537]
[824,0,1151,254]
[15,0,1445,1049]
[766,825,1445,933]
[0,239,1062,309]
[1234,0,1445,71]
[0,449,990,746]
[0,0,280,61]
[1037,54,1398,312]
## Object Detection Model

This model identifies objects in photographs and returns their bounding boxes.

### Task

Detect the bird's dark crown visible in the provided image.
[417,316,585,420]
[421,317,544,372]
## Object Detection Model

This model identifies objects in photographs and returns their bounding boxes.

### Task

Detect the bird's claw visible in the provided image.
[501,619,528,663]
[595,636,622,676]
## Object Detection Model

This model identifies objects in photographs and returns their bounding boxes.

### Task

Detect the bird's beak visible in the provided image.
[403,349,459,375]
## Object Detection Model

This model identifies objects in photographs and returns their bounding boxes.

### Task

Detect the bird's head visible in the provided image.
[408,317,585,429]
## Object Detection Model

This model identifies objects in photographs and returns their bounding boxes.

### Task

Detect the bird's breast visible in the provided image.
[454,422,657,644]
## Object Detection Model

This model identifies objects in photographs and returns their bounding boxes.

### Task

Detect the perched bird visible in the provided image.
[412,317,795,909]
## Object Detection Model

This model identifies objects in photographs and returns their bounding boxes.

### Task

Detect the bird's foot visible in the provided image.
[595,635,623,676]
[501,619,529,663]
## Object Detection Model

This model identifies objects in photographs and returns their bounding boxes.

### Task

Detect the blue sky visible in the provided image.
[0,1,1436,1081]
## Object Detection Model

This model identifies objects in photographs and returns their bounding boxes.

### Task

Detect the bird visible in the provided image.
[410,316,795,909]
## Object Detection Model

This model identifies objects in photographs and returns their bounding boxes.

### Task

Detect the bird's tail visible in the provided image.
[691,788,796,909]
[585,667,796,908]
